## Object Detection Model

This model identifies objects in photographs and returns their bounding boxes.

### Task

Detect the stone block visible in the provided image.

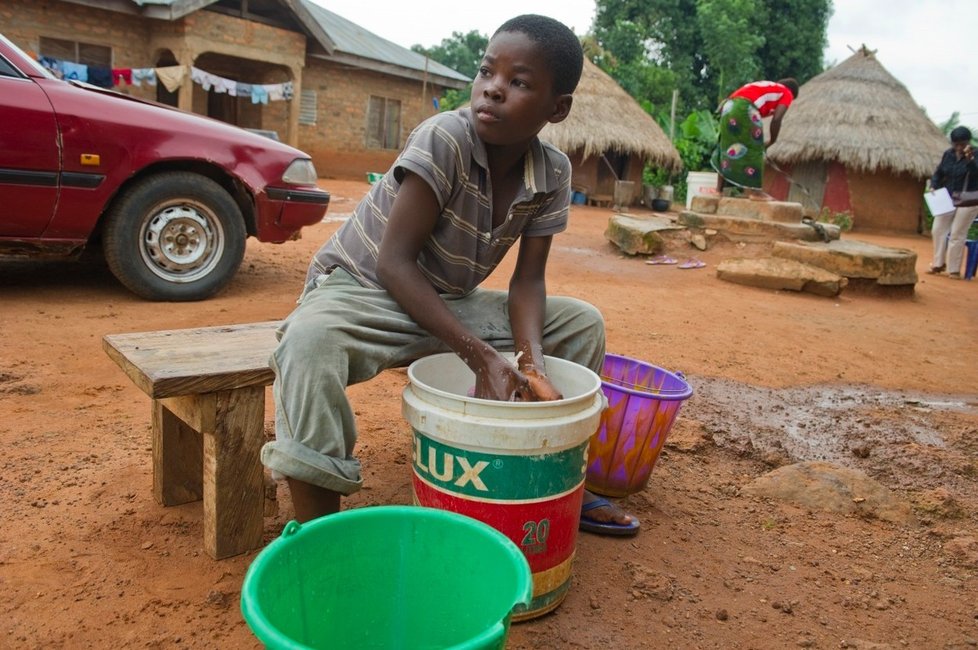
[689,195,719,214]
[716,257,847,297]
[772,239,917,286]
[678,212,840,243]
[716,198,804,223]
[604,214,684,256]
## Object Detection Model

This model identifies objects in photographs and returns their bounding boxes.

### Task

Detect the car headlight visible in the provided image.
[282,159,319,185]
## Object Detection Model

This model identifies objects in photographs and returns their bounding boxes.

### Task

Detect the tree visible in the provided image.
[411,30,487,111]
[593,0,707,113]
[592,0,833,113]
[696,0,765,103]
[757,0,833,83]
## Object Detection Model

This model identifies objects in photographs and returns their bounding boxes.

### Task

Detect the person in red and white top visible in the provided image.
[711,78,799,200]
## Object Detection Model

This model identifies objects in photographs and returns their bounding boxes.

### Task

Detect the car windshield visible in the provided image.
[0,33,57,80]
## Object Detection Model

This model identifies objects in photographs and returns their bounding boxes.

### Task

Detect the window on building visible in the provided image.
[366,96,401,149]
[299,90,317,126]
[38,37,111,67]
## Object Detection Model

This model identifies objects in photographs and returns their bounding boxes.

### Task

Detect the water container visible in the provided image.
[240,506,532,649]
[685,171,719,209]
[402,353,605,621]
[586,354,693,497]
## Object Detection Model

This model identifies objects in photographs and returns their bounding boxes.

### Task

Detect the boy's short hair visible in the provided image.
[493,14,583,96]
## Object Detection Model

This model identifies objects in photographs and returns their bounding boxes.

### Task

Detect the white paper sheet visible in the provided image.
[924,187,955,216]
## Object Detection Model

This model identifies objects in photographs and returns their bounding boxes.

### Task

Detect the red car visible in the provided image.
[0,33,329,301]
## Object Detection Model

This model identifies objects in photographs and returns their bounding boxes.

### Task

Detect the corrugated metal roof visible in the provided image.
[299,0,469,84]
[122,0,468,85]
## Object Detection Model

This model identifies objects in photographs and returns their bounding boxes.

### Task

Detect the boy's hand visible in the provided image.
[471,355,562,402]
[518,366,563,402]
[472,353,526,401]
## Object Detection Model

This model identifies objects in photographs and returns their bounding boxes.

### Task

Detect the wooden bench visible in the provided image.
[587,193,613,208]
[103,321,281,559]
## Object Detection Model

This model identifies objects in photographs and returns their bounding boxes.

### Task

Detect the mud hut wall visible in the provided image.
[847,170,923,233]
[564,151,645,205]
[765,163,792,200]
[568,152,599,196]
[822,162,853,215]
[300,59,447,179]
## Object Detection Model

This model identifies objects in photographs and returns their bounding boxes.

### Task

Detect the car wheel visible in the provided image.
[103,172,246,301]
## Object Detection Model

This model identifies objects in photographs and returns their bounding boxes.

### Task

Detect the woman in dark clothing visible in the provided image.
[929,126,978,278]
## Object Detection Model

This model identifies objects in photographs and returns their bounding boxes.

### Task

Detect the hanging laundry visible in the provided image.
[61,61,88,82]
[131,68,157,87]
[112,68,133,86]
[250,85,268,105]
[156,65,187,93]
[266,83,285,102]
[38,56,64,78]
[88,65,113,89]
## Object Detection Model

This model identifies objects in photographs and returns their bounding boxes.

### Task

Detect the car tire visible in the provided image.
[103,172,246,301]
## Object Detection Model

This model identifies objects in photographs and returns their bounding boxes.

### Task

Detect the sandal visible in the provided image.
[646,255,678,265]
[678,258,706,269]
[579,497,640,536]
[926,265,945,275]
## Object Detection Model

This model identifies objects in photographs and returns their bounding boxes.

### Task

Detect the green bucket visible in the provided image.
[240,505,532,649]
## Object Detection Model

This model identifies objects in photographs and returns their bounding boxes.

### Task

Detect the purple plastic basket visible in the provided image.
[585,353,693,497]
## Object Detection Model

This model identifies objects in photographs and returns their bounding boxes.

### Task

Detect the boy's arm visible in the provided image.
[507,233,563,401]
[376,172,530,401]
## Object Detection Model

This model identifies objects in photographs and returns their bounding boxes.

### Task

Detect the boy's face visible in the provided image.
[471,31,572,148]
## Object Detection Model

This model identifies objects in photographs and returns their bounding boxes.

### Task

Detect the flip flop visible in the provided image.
[579,497,640,536]
[646,255,677,265]
[678,258,706,269]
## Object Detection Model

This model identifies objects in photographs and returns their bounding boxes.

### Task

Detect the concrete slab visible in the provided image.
[716,257,848,297]
[690,196,804,223]
[679,211,840,243]
[604,214,685,256]
[772,239,918,286]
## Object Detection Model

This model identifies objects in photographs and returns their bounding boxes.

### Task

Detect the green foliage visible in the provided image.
[939,112,962,135]
[411,30,487,79]
[817,207,853,231]
[411,30,487,112]
[696,0,765,102]
[644,109,719,203]
[758,0,833,82]
[593,0,708,114]
[592,0,833,113]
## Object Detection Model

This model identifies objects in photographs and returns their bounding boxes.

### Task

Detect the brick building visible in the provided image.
[1,0,470,179]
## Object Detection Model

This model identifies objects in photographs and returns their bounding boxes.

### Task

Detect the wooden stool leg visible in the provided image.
[203,386,265,559]
[152,401,203,505]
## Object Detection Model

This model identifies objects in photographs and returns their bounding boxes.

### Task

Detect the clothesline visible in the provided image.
[37,56,293,104]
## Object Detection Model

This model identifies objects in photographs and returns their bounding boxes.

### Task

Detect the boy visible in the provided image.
[261,14,638,535]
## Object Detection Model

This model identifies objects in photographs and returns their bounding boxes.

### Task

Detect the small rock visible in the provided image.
[851,444,871,458]
[716,609,729,621]
[140,541,153,550]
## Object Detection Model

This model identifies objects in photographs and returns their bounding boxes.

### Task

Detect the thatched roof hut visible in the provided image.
[540,58,681,206]
[765,46,947,232]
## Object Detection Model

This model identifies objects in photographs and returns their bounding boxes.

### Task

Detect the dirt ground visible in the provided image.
[2,178,977,649]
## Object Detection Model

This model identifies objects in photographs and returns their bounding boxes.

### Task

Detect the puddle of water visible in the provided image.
[682,377,978,492]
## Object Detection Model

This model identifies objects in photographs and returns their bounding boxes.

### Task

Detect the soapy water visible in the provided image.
[681,377,978,493]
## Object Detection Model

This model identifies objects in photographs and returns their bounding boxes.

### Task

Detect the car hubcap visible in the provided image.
[142,203,223,283]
